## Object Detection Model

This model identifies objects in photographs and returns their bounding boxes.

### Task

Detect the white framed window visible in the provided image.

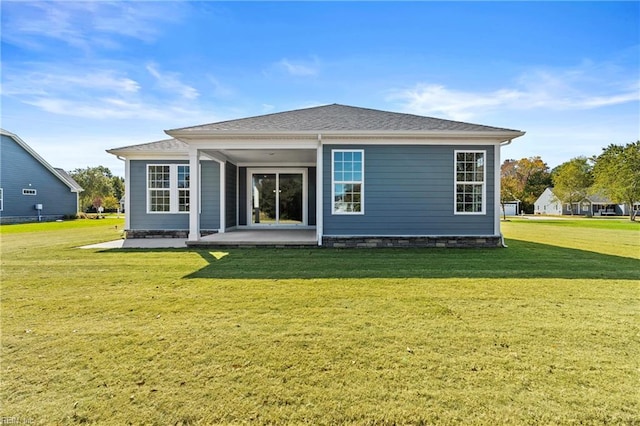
[332,149,364,214]
[0,188,3,211]
[22,188,37,196]
[147,164,190,213]
[454,150,485,214]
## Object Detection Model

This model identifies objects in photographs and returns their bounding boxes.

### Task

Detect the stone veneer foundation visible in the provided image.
[125,231,502,248]
[322,236,502,248]
[125,230,217,239]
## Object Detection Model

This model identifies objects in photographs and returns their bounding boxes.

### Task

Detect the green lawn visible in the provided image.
[1,218,639,424]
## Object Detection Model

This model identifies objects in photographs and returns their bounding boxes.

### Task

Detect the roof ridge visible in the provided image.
[167,104,337,132]
[166,103,522,133]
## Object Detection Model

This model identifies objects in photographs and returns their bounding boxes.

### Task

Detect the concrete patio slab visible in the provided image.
[79,229,317,249]
[187,229,317,247]
[79,238,187,249]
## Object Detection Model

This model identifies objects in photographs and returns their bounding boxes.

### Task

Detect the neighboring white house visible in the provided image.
[534,188,563,215]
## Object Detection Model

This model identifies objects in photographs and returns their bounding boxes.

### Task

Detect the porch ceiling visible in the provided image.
[204,148,316,164]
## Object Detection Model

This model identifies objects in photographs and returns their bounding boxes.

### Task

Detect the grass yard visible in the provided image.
[1,217,639,424]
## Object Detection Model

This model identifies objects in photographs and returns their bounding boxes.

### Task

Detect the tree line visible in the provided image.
[70,166,124,213]
[501,141,640,220]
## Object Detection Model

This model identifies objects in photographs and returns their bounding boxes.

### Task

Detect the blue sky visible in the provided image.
[2,1,638,177]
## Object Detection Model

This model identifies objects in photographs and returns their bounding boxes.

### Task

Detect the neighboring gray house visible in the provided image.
[534,187,628,216]
[0,129,83,224]
[107,104,525,247]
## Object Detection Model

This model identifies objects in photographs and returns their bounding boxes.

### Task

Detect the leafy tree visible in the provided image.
[551,157,593,215]
[111,176,125,201]
[102,195,121,211]
[71,166,115,211]
[500,156,551,214]
[592,141,640,221]
[92,197,103,209]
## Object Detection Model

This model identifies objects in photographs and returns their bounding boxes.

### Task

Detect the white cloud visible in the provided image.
[277,58,320,77]
[1,68,140,97]
[389,64,639,121]
[261,104,275,113]
[206,75,235,98]
[1,62,209,123]
[146,64,200,100]
[1,1,185,51]
[20,95,218,125]
[389,84,523,121]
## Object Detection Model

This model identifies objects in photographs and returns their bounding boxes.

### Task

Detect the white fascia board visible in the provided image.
[1,128,79,193]
[322,138,514,146]
[166,130,525,146]
[166,129,525,138]
[321,130,525,141]
[236,162,316,167]
[106,145,188,156]
[109,152,190,161]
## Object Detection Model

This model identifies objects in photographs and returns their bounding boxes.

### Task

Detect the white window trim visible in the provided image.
[454,150,486,215]
[0,188,3,211]
[176,165,191,213]
[146,164,190,214]
[22,188,37,195]
[331,149,365,215]
[246,168,308,226]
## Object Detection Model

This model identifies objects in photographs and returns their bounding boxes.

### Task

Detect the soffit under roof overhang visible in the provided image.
[165,129,525,143]
[204,148,317,164]
[109,129,525,162]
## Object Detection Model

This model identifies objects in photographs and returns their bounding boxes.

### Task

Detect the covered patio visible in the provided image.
[174,138,320,243]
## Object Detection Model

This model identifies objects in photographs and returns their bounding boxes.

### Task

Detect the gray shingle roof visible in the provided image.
[107,138,187,153]
[586,193,613,204]
[54,168,83,192]
[168,103,521,133]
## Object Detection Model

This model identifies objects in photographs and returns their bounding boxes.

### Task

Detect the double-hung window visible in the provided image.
[147,164,190,213]
[455,150,485,214]
[332,149,364,214]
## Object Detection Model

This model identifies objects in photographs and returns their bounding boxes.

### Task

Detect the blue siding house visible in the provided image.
[1,129,83,224]
[108,104,524,247]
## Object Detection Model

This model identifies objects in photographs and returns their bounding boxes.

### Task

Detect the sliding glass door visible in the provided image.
[250,169,306,226]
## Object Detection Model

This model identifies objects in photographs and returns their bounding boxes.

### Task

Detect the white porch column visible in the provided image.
[494,142,502,237]
[316,140,323,246]
[219,160,226,233]
[124,158,131,230]
[188,147,201,241]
